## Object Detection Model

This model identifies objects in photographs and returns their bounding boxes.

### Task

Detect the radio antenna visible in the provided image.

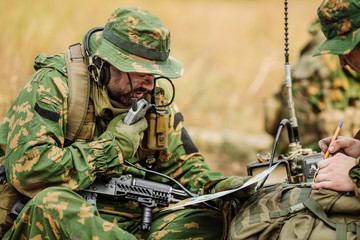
[284,0,300,146]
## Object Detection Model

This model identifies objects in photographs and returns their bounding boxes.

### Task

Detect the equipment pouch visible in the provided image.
[141,87,169,152]
[0,156,21,237]
[143,111,168,150]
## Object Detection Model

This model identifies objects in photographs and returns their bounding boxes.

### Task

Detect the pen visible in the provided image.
[324,120,343,159]
[313,120,343,182]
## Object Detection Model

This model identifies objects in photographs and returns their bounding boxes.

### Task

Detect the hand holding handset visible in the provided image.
[123,99,149,125]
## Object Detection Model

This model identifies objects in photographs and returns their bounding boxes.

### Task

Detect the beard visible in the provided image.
[108,87,149,106]
[116,92,133,106]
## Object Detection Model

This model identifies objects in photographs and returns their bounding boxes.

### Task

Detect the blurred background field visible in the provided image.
[0,0,322,175]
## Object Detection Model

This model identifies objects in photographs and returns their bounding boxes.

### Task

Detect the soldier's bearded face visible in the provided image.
[339,44,360,74]
[106,65,154,106]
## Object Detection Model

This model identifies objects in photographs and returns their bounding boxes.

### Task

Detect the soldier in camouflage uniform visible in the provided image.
[0,7,254,239]
[312,0,360,196]
[226,2,360,239]
[265,18,360,152]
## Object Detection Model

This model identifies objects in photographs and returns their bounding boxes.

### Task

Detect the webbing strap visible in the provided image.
[298,187,312,203]
[303,197,360,240]
[102,27,170,61]
[269,187,311,219]
[336,223,347,240]
[64,43,90,141]
[269,203,306,218]
[249,202,260,224]
[281,187,292,209]
[303,198,335,228]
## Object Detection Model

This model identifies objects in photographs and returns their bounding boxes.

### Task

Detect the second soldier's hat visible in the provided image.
[314,0,360,56]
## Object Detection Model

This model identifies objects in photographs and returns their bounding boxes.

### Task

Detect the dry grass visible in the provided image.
[0,0,323,175]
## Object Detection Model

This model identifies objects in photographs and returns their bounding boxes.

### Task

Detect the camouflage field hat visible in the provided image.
[314,0,360,56]
[87,7,184,78]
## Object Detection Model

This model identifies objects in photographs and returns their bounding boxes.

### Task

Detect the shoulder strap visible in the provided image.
[303,197,360,240]
[64,43,91,142]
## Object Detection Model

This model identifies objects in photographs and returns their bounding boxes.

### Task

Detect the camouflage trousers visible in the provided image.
[2,186,223,240]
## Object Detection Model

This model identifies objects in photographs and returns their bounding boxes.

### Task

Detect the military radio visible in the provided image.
[247,0,323,188]
[124,76,175,163]
[124,99,149,125]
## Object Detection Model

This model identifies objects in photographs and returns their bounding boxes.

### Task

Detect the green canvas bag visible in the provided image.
[229,183,360,240]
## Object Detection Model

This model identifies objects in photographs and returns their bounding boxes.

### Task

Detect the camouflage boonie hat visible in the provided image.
[88,7,184,78]
[314,0,360,56]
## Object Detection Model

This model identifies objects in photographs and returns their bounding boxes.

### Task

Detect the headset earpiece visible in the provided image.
[99,61,110,86]
[83,27,110,86]
[89,57,110,86]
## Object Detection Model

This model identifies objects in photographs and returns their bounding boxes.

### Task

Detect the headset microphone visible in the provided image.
[126,73,138,111]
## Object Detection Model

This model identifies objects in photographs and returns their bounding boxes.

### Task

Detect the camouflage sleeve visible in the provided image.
[1,65,122,197]
[349,159,360,199]
[149,102,225,194]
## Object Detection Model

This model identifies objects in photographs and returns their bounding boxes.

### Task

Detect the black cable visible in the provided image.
[125,160,196,197]
[153,76,175,108]
[127,73,138,111]
[256,119,293,190]
[84,27,105,56]
[124,160,219,211]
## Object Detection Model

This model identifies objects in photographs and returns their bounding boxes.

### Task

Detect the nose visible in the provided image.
[141,77,154,91]
[339,55,348,67]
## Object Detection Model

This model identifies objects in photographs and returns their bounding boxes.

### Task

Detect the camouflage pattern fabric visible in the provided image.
[229,183,360,240]
[314,0,360,56]
[2,186,222,240]
[88,7,184,79]
[264,19,360,151]
[0,43,225,239]
[311,0,360,206]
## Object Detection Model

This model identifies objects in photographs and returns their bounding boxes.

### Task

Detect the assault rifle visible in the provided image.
[81,174,190,232]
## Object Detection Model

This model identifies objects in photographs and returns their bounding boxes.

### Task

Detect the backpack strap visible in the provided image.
[303,197,360,240]
[268,187,360,240]
[269,187,312,218]
[64,43,91,142]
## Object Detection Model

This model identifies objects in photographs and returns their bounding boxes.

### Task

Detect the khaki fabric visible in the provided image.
[229,183,360,240]
[0,156,21,238]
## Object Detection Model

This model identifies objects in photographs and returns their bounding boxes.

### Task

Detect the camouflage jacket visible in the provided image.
[0,50,225,201]
[265,20,360,151]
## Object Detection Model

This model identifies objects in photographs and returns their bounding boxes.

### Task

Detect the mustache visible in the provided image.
[133,87,149,94]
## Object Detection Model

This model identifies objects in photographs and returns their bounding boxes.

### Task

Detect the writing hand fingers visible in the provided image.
[318,137,332,153]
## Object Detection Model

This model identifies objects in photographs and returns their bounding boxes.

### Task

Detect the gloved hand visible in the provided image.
[212,176,256,198]
[107,114,148,160]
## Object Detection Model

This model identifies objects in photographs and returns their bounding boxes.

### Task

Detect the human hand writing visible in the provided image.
[312,152,355,191]
[318,136,360,159]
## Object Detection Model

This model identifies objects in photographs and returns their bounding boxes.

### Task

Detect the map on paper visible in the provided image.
[162,162,280,211]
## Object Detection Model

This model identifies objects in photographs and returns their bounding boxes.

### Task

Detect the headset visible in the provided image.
[84,27,110,86]
[83,27,176,109]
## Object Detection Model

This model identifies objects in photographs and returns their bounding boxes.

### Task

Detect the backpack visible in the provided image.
[64,43,95,143]
[0,43,93,237]
[228,183,360,240]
